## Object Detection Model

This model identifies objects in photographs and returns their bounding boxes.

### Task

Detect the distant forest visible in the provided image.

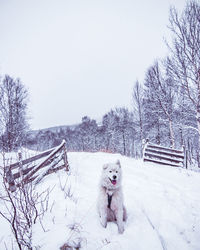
[26,109,141,157]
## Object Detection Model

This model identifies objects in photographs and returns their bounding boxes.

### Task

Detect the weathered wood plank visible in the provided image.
[147,144,183,154]
[144,158,182,167]
[6,140,69,190]
[21,164,66,186]
[9,148,54,170]
[143,142,185,168]
[145,148,184,159]
[13,165,35,180]
[144,152,184,164]
[32,156,64,184]
[22,141,66,184]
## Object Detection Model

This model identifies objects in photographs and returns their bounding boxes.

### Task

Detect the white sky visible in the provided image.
[0,0,187,130]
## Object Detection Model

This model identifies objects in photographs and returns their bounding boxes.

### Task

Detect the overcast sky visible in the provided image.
[0,0,187,130]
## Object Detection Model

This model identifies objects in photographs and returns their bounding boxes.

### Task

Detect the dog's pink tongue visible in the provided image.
[111,180,117,185]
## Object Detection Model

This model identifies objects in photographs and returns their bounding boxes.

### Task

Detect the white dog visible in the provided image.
[97,160,127,234]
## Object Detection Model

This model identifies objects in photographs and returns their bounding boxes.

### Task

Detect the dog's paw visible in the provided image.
[100,217,107,228]
[101,221,107,228]
[118,225,124,234]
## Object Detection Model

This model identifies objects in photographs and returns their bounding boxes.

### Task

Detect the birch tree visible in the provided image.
[132,81,144,143]
[0,75,29,151]
[144,61,176,148]
[166,0,200,162]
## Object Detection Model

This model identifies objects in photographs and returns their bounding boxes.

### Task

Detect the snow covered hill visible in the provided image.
[1,152,200,250]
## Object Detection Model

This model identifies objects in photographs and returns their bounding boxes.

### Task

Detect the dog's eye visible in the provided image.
[116,171,118,173]
[109,170,112,173]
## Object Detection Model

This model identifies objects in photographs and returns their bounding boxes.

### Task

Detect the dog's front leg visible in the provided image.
[115,208,124,234]
[99,206,107,228]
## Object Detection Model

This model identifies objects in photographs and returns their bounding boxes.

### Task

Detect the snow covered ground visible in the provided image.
[1,151,200,250]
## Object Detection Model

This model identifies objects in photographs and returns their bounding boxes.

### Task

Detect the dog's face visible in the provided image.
[102,160,122,188]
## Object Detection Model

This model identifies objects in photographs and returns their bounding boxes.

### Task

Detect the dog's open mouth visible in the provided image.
[109,178,117,185]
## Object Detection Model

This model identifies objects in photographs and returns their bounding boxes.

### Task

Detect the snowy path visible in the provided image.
[67,153,200,250]
[1,152,200,249]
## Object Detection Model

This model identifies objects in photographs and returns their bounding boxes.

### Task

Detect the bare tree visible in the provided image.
[144,61,176,148]
[77,116,98,152]
[102,108,135,156]
[114,107,135,156]
[0,157,50,249]
[166,0,200,160]
[0,75,29,152]
[132,80,144,153]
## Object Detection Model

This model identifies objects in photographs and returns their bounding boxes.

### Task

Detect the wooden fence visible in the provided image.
[5,140,69,191]
[143,143,184,168]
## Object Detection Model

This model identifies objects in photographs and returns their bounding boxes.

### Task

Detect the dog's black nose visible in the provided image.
[113,175,117,179]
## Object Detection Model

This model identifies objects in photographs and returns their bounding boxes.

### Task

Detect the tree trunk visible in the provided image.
[139,106,143,143]
[139,115,143,156]
[179,127,184,147]
[197,98,200,167]
[197,73,200,167]
[156,118,161,145]
[122,131,126,155]
[169,118,175,149]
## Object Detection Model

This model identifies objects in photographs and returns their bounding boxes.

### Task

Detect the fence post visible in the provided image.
[142,139,148,161]
[5,167,16,192]
[143,143,184,167]
[185,149,188,169]
[18,151,23,179]
[183,145,188,169]
[63,140,69,172]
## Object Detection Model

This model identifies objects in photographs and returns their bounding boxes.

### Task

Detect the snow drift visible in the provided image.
[0,152,200,250]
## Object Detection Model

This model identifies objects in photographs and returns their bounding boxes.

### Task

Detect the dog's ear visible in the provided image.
[116,160,121,167]
[103,164,108,170]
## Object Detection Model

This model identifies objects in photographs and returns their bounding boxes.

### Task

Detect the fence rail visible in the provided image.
[143,143,184,168]
[5,140,69,191]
